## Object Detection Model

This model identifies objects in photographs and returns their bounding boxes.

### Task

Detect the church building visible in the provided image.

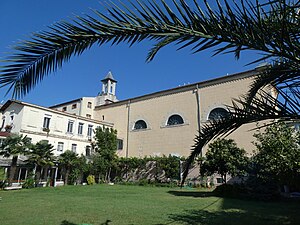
[1,67,271,159]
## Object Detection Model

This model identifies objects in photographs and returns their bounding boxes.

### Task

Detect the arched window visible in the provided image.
[167,114,184,126]
[134,120,147,130]
[208,108,229,120]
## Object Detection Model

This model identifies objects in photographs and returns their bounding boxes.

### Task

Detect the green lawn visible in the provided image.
[0,185,299,225]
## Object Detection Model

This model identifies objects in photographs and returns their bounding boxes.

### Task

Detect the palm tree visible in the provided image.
[1,0,300,183]
[0,134,32,184]
[59,150,78,185]
[26,140,55,186]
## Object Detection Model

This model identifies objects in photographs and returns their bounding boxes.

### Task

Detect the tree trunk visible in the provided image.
[35,165,42,186]
[107,167,111,183]
[8,156,18,185]
[105,171,108,183]
[43,165,49,180]
[223,174,227,184]
[64,167,70,185]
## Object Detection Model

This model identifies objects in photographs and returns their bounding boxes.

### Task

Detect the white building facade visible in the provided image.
[0,100,113,156]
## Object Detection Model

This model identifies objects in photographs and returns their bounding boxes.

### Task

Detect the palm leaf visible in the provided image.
[2,0,300,185]
[181,88,300,185]
[1,0,300,97]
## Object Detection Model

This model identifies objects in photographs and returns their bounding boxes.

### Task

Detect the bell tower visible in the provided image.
[96,71,118,106]
[101,71,117,96]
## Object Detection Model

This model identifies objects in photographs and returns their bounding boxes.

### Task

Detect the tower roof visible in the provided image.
[101,71,117,83]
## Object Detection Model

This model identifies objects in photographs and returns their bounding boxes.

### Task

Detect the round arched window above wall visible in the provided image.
[167,114,184,126]
[208,108,230,120]
[134,120,147,130]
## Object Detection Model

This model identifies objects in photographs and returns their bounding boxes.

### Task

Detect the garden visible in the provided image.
[1,122,300,225]
[0,184,299,225]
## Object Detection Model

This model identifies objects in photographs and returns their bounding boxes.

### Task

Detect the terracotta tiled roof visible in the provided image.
[0,132,11,137]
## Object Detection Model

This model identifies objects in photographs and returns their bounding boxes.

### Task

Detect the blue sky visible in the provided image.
[0,0,259,107]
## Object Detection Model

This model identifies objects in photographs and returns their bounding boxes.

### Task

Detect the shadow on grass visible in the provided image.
[168,190,215,198]
[61,221,77,225]
[165,190,299,225]
[61,219,112,225]
[166,208,298,225]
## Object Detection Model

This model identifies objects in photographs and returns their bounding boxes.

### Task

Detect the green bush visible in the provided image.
[0,168,6,180]
[244,176,280,200]
[22,176,35,189]
[87,175,95,185]
[118,179,178,188]
[213,184,246,197]
[0,168,6,189]
[213,181,280,200]
[69,168,80,184]
[0,180,7,189]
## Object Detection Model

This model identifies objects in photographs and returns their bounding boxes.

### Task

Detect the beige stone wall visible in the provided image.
[127,90,198,157]
[95,103,128,157]
[199,77,259,155]
[94,72,260,158]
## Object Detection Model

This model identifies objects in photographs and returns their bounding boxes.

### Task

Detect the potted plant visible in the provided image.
[42,127,50,133]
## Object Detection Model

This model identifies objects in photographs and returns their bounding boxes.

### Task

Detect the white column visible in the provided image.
[17,168,21,183]
[112,82,116,96]
[4,167,8,179]
[54,167,58,187]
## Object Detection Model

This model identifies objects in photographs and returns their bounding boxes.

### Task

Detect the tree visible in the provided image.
[1,1,300,183]
[0,134,32,184]
[156,155,181,180]
[69,154,88,185]
[26,140,55,185]
[201,138,248,184]
[93,127,118,182]
[58,150,78,185]
[252,122,300,189]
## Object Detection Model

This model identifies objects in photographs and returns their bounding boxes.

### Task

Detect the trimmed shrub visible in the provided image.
[22,176,35,189]
[87,175,95,185]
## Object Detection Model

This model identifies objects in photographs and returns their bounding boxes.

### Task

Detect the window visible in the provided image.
[167,114,184,126]
[87,102,92,109]
[43,117,51,129]
[62,107,67,112]
[208,108,230,120]
[117,139,123,150]
[78,122,84,135]
[86,146,91,156]
[57,142,64,152]
[67,120,74,133]
[87,125,93,137]
[10,115,14,122]
[72,104,77,109]
[86,114,91,119]
[71,144,77,153]
[134,120,147,130]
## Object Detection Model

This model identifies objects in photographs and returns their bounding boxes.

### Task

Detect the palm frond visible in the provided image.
[246,60,300,102]
[181,89,300,185]
[1,0,300,97]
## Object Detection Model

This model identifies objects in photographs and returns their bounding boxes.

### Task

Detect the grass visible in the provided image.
[0,184,299,225]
